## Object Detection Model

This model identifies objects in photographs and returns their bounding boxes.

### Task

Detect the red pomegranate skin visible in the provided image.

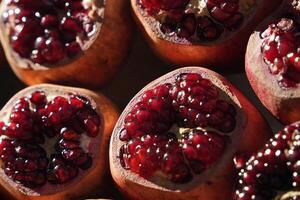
[0,84,119,200]
[110,67,272,200]
[245,0,300,124]
[131,0,283,70]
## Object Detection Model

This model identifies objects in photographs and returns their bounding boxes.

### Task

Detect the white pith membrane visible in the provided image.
[0,0,104,70]
[277,191,300,200]
[0,85,102,196]
[111,67,246,191]
[136,0,258,44]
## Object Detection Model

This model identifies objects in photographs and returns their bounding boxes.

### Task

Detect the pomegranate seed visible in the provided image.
[65,42,81,57]
[210,7,232,22]
[41,15,59,28]
[141,0,188,12]
[61,128,81,140]
[62,148,82,161]
[30,90,47,106]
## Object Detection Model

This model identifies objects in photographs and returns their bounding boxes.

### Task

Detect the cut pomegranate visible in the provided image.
[246,0,300,124]
[0,0,133,88]
[110,67,271,200]
[0,84,119,200]
[234,122,300,200]
[131,0,282,68]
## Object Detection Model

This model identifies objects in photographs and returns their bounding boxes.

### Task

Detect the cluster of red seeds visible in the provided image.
[0,91,100,187]
[2,0,97,64]
[119,73,236,183]
[234,124,300,200]
[261,18,300,88]
[140,0,244,41]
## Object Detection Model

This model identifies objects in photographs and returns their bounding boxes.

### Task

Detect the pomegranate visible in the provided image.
[109,67,271,200]
[245,0,300,124]
[0,84,119,200]
[0,0,133,88]
[131,0,283,69]
[234,122,300,200]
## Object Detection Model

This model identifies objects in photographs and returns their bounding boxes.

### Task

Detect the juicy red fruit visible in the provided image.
[119,73,237,183]
[139,0,244,41]
[0,90,101,188]
[234,124,300,200]
[2,0,97,65]
[260,8,300,88]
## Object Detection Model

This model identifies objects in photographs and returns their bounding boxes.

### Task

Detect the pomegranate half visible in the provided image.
[0,84,119,200]
[110,67,271,200]
[131,0,283,69]
[246,0,300,124]
[0,0,133,88]
[234,121,300,199]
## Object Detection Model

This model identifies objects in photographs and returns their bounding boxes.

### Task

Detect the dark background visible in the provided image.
[0,32,284,199]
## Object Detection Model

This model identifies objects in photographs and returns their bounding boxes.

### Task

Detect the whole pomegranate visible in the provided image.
[0,84,119,200]
[0,0,133,88]
[246,0,300,124]
[110,67,271,200]
[131,0,283,69]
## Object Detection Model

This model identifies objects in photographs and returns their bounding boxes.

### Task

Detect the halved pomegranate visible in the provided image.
[0,84,119,200]
[234,122,300,200]
[246,0,300,124]
[0,0,133,88]
[109,67,271,200]
[131,0,282,69]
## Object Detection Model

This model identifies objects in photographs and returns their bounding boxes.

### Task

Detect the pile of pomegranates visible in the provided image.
[1,0,300,199]
[246,0,300,124]
[0,0,133,88]
[110,67,271,200]
[131,0,283,69]
[0,84,119,200]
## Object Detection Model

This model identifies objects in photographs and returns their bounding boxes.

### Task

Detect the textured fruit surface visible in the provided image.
[138,0,253,42]
[118,73,237,183]
[261,18,300,88]
[260,2,300,89]
[234,123,300,200]
[0,90,100,188]
[2,0,103,65]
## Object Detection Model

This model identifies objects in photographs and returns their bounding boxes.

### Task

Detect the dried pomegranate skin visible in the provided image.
[0,84,119,200]
[245,0,300,124]
[0,0,133,89]
[131,0,283,69]
[110,67,271,200]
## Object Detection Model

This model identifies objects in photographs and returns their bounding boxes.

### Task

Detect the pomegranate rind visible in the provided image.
[131,0,283,69]
[110,67,271,200]
[245,1,300,124]
[0,0,134,88]
[0,84,119,200]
